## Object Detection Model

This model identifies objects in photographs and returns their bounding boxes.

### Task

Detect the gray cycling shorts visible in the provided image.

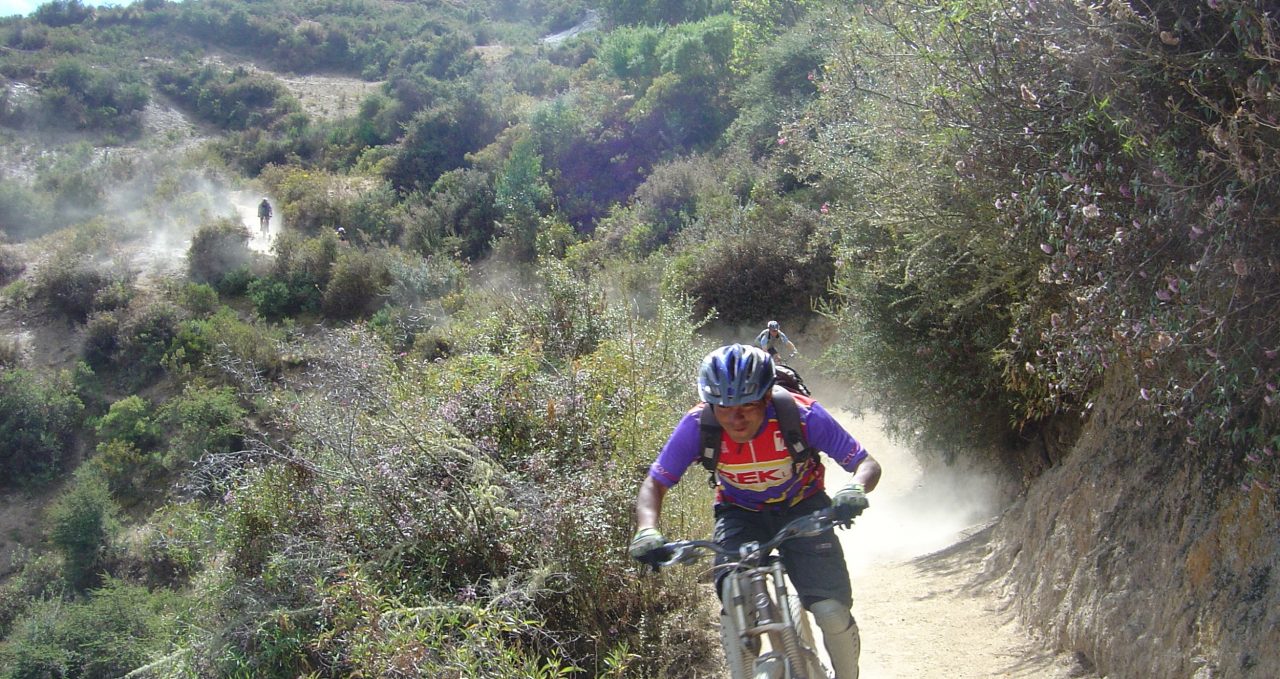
[712,493,852,609]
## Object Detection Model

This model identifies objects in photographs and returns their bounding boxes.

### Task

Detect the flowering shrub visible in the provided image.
[793,0,1280,488]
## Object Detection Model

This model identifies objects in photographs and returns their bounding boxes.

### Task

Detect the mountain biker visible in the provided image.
[630,343,881,679]
[257,198,272,235]
[757,320,798,361]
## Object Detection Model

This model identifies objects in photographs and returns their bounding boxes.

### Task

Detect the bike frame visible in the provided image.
[661,508,850,679]
[722,555,823,679]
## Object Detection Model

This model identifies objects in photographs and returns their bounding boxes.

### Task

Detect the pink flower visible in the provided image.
[820,203,830,214]
[777,136,788,145]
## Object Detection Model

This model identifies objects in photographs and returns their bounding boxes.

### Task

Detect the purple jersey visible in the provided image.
[648,395,868,510]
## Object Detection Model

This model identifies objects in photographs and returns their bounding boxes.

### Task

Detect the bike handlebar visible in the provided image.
[656,507,855,570]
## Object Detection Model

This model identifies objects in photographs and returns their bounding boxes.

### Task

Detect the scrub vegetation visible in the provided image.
[0,0,1275,676]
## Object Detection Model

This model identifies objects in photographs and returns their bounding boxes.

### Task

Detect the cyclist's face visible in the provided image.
[713,397,768,443]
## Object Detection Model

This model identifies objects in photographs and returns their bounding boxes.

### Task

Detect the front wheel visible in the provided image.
[721,607,755,679]
[798,648,832,679]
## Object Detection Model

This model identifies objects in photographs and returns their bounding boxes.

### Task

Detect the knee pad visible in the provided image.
[810,598,854,634]
[810,599,861,679]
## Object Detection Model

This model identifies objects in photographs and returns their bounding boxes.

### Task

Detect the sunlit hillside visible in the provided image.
[1,1,1277,677]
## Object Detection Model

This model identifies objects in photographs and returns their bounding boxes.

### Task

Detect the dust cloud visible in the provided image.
[826,409,1001,575]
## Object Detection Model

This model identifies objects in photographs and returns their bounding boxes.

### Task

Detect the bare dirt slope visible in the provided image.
[202,55,381,121]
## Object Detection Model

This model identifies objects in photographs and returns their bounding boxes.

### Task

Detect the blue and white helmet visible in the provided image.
[697,344,775,406]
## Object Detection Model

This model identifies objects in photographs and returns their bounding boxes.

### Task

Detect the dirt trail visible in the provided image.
[826,409,1093,678]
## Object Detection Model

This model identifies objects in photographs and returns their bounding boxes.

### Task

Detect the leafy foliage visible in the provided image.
[0,368,85,487]
[794,0,1280,487]
[187,217,253,286]
[494,136,554,261]
[321,247,392,320]
[0,578,184,679]
[47,467,120,591]
[403,168,501,261]
[155,63,294,131]
[669,185,835,322]
[29,56,150,132]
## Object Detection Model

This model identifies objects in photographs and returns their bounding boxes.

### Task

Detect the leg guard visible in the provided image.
[811,598,861,679]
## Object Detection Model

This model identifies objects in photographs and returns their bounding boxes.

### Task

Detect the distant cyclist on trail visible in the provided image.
[757,320,798,361]
[257,198,272,236]
[629,343,882,679]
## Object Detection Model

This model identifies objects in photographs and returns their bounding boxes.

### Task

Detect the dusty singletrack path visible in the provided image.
[826,409,1093,678]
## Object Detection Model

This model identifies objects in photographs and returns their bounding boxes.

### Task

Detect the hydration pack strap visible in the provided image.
[698,386,812,489]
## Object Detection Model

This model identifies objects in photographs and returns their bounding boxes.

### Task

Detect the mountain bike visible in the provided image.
[659,507,853,679]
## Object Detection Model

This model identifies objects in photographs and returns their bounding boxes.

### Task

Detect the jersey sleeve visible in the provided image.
[802,400,868,472]
[648,406,704,487]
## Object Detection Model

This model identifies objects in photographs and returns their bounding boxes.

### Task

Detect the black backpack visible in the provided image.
[697,365,814,487]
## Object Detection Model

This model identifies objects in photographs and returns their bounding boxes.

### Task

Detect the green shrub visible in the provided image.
[179,282,220,317]
[47,467,120,591]
[155,63,291,130]
[259,166,400,242]
[725,22,827,156]
[157,383,246,470]
[35,56,149,132]
[247,275,302,321]
[34,142,106,215]
[214,265,255,297]
[34,1,93,27]
[384,248,466,307]
[384,90,503,194]
[165,307,284,379]
[29,252,111,322]
[90,279,134,313]
[81,311,120,369]
[90,395,162,499]
[187,217,253,285]
[117,503,211,587]
[0,182,55,241]
[403,168,500,261]
[599,24,663,81]
[116,299,183,379]
[0,245,24,285]
[95,395,160,452]
[669,192,835,322]
[321,248,391,320]
[598,154,744,258]
[0,578,184,679]
[271,230,337,287]
[0,554,62,640]
[91,439,153,502]
[0,368,84,487]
